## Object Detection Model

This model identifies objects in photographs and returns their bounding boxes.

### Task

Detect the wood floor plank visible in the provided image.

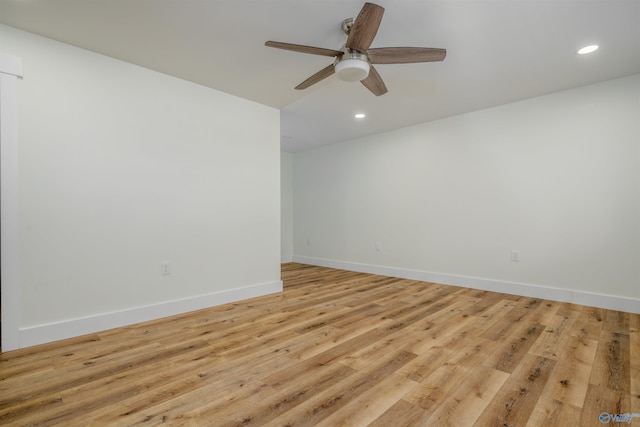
[396,344,453,383]
[479,298,542,342]
[341,296,479,370]
[199,361,357,426]
[424,365,510,426]
[104,344,297,425]
[473,354,556,426]
[260,328,389,389]
[0,393,65,427]
[0,334,101,380]
[589,329,631,391]
[89,373,205,423]
[263,349,417,427]
[368,399,431,427]
[441,331,498,371]
[404,318,484,370]
[0,262,636,426]
[0,342,169,409]
[528,313,574,360]
[579,383,631,427]
[314,372,418,427]
[526,400,582,427]
[403,364,471,413]
[484,317,547,374]
[539,334,598,408]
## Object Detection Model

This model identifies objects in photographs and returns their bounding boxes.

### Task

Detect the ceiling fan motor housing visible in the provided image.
[335,50,370,81]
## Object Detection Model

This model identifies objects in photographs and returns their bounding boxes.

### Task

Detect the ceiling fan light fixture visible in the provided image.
[335,58,370,82]
[335,50,370,82]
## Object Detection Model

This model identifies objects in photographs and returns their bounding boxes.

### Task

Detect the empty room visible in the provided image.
[1,1,638,426]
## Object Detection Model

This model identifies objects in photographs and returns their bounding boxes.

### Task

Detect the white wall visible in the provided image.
[1,24,281,349]
[294,74,640,313]
[281,152,294,262]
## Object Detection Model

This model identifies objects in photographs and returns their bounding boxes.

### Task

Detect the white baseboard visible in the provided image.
[293,256,640,314]
[16,280,283,349]
[281,255,294,263]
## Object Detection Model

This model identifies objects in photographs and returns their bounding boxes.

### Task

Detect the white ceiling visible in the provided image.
[1,0,639,152]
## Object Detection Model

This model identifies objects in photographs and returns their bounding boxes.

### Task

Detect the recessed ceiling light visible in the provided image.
[354,113,366,119]
[577,45,599,55]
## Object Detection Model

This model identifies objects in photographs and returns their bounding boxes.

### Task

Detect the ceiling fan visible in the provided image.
[265,2,446,96]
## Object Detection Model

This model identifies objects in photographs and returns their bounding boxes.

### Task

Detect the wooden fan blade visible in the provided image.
[265,41,343,57]
[361,65,387,96]
[368,47,447,64]
[346,3,385,52]
[295,64,336,90]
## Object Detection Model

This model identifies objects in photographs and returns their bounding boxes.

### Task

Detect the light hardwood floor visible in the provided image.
[1,263,638,426]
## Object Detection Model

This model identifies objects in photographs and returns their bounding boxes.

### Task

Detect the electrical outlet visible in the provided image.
[375,242,382,252]
[161,261,171,276]
[511,250,519,262]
